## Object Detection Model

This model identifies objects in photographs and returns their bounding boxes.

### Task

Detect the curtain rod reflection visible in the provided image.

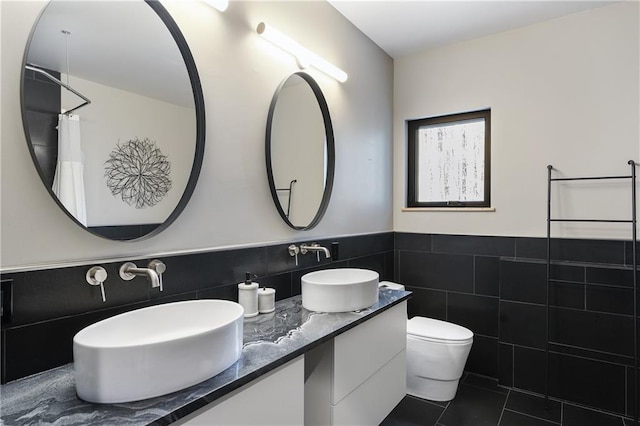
[25,63,91,115]
[276,179,297,218]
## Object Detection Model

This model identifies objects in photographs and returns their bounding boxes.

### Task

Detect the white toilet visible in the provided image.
[380,282,474,402]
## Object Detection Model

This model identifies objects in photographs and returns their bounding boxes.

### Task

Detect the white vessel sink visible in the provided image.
[301,268,379,313]
[73,299,244,403]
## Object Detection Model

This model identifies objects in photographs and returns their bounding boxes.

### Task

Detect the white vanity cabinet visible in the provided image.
[175,356,304,426]
[305,301,407,426]
[174,300,407,426]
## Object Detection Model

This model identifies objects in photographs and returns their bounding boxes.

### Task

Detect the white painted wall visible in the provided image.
[61,75,196,227]
[0,0,393,269]
[394,2,639,239]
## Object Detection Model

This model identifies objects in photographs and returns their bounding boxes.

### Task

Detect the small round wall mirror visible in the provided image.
[21,0,205,241]
[266,72,335,230]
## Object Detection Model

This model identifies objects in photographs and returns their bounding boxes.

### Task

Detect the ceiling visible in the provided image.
[327,0,619,58]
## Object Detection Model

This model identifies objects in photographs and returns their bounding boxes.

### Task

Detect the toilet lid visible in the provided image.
[407,317,474,343]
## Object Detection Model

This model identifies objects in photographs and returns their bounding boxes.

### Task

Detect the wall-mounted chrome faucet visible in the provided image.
[86,266,108,302]
[119,261,163,291]
[300,243,331,262]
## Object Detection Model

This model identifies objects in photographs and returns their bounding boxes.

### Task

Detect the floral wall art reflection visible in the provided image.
[104,137,172,208]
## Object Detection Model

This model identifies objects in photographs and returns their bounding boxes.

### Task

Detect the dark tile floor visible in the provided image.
[381,373,634,426]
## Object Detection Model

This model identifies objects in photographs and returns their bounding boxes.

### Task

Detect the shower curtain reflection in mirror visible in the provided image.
[52,113,87,225]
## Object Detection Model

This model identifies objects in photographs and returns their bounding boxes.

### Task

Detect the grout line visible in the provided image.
[473,255,476,295]
[625,365,628,417]
[496,388,511,425]
[502,408,561,425]
[461,381,508,396]
[433,400,448,426]
[512,343,515,389]
[563,398,629,421]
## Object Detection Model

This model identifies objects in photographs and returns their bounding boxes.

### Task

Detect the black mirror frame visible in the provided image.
[20,0,206,241]
[265,72,335,231]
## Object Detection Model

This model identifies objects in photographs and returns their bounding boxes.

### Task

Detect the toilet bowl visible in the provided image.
[380,282,474,402]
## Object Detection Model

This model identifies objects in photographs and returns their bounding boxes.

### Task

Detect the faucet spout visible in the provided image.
[300,243,331,259]
[128,267,160,288]
[120,262,160,288]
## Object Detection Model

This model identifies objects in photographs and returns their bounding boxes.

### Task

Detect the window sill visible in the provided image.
[401,207,496,212]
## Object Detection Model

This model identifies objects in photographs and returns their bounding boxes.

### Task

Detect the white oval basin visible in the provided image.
[301,268,379,312]
[73,299,244,403]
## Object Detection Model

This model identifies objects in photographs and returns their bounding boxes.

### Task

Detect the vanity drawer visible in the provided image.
[331,301,407,404]
[331,349,406,426]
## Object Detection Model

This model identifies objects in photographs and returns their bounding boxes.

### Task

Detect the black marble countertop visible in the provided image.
[0,288,411,426]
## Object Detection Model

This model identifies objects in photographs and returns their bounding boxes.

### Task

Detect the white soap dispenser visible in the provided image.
[238,272,259,317]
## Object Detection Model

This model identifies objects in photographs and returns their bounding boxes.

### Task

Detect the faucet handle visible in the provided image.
[288,245,300,266]
[148,259,166,292]
[119,262,138,281]
[86,266,107,302]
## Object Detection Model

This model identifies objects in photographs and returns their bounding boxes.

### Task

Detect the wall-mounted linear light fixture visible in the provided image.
[204,0,228,12]
[256,22,348,83]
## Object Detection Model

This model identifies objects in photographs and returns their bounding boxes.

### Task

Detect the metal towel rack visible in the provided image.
[276,179,297,218]
[25,63,91,115]
[546,160,637,425]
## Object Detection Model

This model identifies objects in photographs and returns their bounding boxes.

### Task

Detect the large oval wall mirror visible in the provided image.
[266,72,335,230]
[21,0,205,241]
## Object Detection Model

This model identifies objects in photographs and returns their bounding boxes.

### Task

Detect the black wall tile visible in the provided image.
[548,342,634,367]
[498,343,514,388]
[549,352,626,414]
[4,265,150,327]
[395,232,431,252]
[563,404,625,426]
[513,346,546,394]
[624,241,639,267]
[465,335,498,378]
[329,233,393,260]
[398,251,473,293]
[550,281,585,310]
[197,284,237,301]
[551,264,585,283]
[586,266,634,288]
[475,256,499,297]
[586,285,634,315]
[500,301,547,349]
[432,234,515,257]
[500,260,546,304]
[406,287,446,320]
[347,253,386,278]
[516,238,625,264]
[393,251,400,282]
[515,238,547,260]
[626,366,637,418]
[161,248,267,296]
[549,307,634,356]
[447,293,499,337]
